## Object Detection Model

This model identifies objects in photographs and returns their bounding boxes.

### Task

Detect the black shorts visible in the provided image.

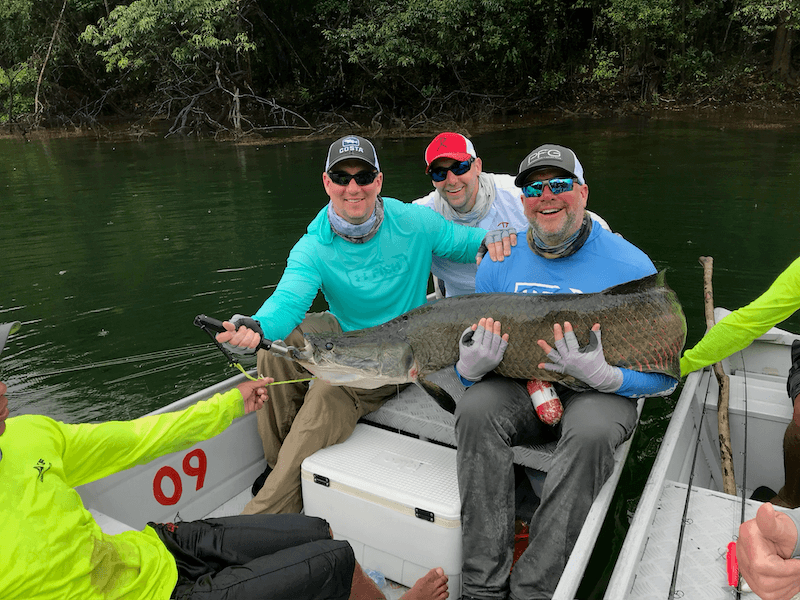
[150,514,354,600]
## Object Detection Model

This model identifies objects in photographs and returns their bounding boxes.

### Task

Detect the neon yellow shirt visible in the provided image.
[680,256,800,376]
[0,388,245,599]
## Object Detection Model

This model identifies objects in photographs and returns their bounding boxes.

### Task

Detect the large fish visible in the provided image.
[287,271,687,413]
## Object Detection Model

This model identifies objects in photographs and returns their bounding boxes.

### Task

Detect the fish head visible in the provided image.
[294,332,417,389]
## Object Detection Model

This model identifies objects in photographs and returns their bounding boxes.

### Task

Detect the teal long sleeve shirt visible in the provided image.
[253,197,487,340]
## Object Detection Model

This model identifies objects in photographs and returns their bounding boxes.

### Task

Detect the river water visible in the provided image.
[2,116,799,596]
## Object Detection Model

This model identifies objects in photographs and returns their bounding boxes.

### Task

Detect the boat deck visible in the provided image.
[625,481,759,599]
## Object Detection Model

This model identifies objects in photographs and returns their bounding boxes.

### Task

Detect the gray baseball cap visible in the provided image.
[0,322,21,357]
[325,135,380,171]
[515,144,586,187]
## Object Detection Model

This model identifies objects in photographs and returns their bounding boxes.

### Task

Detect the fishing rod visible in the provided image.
[668,370,714,599]
[193,314,315,385]
[726,352,750,598]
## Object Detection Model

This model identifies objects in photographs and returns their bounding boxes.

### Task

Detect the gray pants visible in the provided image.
[455,375,639,600]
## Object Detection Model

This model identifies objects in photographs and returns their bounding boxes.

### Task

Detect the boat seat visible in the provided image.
[361,367,558,472]
[88,508,136,535]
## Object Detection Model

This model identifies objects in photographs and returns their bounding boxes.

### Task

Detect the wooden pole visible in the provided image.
[699,256,737,495]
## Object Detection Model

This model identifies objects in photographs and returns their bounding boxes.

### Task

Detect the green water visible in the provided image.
[2,118,800,596]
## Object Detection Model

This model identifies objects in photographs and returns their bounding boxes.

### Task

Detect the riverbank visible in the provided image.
[3,97,799,144]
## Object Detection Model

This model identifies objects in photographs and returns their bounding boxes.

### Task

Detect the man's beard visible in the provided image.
[529,211,579,247]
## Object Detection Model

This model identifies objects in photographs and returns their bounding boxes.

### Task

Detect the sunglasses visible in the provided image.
[429,158,474,182]
[327,170,379,186]
[521,177,576,198]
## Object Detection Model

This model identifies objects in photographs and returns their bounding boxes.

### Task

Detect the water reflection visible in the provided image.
[2,120,799,423]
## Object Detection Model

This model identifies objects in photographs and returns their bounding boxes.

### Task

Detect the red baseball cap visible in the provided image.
[424,133,477,172]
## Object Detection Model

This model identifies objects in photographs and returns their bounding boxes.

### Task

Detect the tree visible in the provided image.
[736,0,800,83]
[81,0,312,136]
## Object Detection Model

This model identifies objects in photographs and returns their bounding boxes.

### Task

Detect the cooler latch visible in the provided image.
[313,474,330,487]
[414,508,434,522]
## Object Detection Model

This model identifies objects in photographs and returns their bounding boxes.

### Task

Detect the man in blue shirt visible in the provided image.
[452,144,678,599]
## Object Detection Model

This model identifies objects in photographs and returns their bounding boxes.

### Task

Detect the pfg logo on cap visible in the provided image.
[527,148,562,165]
[340,137,364,155]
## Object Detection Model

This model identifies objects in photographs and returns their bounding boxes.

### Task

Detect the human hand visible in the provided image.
[215,314,263,355]
[236,377,273,414]
[537,322,623,393]
[737,502,800,600]
[476,227,517,265]
[455,317,509,382]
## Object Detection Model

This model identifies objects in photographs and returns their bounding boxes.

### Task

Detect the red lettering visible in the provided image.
[183,448,207,491]
[153,466,183,505]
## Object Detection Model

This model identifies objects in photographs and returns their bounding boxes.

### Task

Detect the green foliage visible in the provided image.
[81,0,255,76]
[0,0,798,130]
[589,49,622,92]
[735,0,800,39]
[315,0,580,102]
[0,62,36,123]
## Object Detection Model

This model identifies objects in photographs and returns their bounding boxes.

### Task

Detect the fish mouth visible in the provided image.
[291,335,416,389]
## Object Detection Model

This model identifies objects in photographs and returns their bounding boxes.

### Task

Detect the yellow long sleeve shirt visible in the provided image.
[680,256,800,376]
[0,388,245,599]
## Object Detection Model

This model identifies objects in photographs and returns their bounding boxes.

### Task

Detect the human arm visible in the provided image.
[251,242,324,340]
[538,322,678,397]
[61,379,272,487]
[737,502,800,600]
[680,257,800,376]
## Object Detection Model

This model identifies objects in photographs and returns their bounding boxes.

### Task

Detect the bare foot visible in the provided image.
[401,567,449,600]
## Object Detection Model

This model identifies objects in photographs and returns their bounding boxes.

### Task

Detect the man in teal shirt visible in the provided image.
[216,134,512,516]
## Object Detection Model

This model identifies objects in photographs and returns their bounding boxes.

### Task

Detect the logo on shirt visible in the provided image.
[513,282,583,294]
[33,458,51,482]
[349,256,409,286]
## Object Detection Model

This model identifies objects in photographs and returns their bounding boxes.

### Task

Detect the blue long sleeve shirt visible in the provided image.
[472,223,677,398]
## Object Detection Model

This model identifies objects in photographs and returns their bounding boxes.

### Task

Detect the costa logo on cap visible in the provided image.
[340,137,363,155]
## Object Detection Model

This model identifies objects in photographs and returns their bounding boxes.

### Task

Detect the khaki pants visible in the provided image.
[242,312,398,515]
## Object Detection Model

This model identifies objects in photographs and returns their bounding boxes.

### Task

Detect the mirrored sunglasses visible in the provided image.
[327,170,379,186]
[521,177,576,198]
[429,158,474,182]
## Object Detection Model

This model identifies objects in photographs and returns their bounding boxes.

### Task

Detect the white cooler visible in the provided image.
[301,423,462,598]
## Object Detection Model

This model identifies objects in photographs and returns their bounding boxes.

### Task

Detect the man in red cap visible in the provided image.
[413,132,526,298]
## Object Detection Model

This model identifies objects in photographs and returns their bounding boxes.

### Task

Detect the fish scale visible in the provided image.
[300,271,686,400]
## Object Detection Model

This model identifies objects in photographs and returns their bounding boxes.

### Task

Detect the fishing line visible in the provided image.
[37,344,216,378]
[106,354,214,384]
[668,369,715,599]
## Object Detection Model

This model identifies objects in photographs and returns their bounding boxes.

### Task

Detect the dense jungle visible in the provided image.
[2,0,800,140]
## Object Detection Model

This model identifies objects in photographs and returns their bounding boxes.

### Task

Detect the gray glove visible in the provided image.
[541,327,623,393]
[476,227,517,262]
[456,325,508,382]
[222,314,264,356]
